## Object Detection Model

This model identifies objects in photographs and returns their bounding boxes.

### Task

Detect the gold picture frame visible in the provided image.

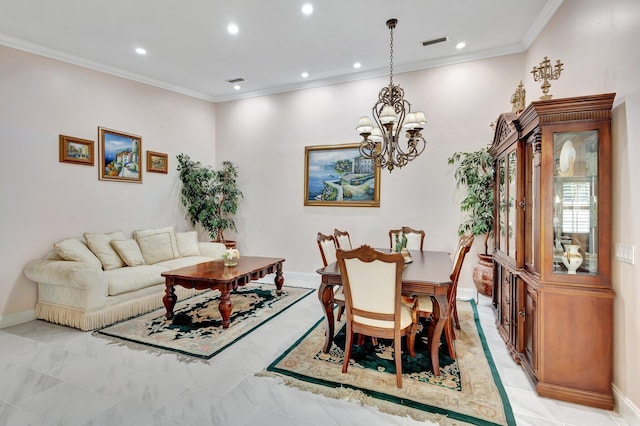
[59,135,94,166]
[146,151,168,174]
[98,127,142,183]
[304,143,380,207]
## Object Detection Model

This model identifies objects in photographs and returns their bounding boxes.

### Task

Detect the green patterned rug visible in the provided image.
[95,282,313,359]
[260,301,515,426]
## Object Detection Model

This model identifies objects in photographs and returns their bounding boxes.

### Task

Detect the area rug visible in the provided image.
[259,301,515,426]
[95,282,314,359]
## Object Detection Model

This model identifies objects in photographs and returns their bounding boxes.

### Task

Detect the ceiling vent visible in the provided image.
[226,78,245,83]
[421,36,448,47]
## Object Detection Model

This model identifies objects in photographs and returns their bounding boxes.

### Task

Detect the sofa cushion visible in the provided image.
[176,231,201,257]
[84,231,126,271]
[54,238,102,268]
[111,239,145,267]
[155,255,217,271]
[134,226,180,263]
[104,265,167,296]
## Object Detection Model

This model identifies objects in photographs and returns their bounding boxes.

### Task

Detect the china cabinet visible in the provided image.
[489,93,615,409]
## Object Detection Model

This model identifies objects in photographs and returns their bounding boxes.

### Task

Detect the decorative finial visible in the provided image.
[531,56,563,100]
[510,81,526,113]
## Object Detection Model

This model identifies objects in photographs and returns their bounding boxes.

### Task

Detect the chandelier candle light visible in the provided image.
[356,19,427,172]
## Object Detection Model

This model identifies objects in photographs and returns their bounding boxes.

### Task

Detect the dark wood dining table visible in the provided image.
[316,249,453,376]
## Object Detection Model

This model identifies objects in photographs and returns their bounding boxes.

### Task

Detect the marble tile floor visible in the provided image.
[0,283,630,426]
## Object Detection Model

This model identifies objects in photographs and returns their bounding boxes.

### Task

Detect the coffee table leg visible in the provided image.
[219,286,233,328]
[163,282,177,320]
[274,262,284,295]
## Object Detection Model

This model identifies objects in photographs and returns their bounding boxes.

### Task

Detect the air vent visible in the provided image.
[422,36,448,47]
[226,78,245,83]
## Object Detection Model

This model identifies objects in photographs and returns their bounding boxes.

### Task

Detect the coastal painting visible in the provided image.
[146,151,168,174]
[304,143,380,207]
[98,127,142,183]
[59,135,94,165]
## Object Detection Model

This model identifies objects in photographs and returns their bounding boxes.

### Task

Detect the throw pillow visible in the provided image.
[54,238,102,268]
[136,232,175,264]
[133,226,180,259]
[111,239,145,267]
[84,231,126,271]
[176,231,201,257]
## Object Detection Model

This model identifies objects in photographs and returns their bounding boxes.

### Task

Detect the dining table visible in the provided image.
[316,249,453,376]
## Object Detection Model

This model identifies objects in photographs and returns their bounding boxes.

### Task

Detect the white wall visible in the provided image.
[0,45,217,325]
[214,54,525,298]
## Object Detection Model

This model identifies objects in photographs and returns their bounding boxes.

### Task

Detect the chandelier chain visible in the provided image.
[389,24,394,87]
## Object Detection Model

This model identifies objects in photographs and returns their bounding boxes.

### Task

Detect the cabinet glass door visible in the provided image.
[498,157,507,252]
[552,130,598,275]
[507,150,517,259]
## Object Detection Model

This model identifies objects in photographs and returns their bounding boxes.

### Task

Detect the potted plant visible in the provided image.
[176,154,243,246]
[448,147,494,297]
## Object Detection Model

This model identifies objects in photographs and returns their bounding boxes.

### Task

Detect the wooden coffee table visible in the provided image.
[161,256,285,328]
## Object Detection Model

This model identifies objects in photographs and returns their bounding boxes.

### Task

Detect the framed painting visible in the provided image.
[59,135,94,165]
[146,151,168,173]
[304,143,380,207]
[98,127,142,183]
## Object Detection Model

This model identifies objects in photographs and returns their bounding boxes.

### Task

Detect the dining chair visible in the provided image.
[333,228,352,250]
[317,232,346,321]
[402,227,426,251]
[336,244,418,388]
[416,234,474,359]
[388,227,425,251]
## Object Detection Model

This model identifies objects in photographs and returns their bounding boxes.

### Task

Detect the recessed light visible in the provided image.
[456,41,466,50]
[135,47,146,55]
[227,23,239,35]
[301,72,309,78]
[353,62,361,69]
[233,84,241,90]
[302,4,313,15]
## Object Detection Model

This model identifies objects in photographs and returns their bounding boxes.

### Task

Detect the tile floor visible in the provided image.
[0,277,630,426]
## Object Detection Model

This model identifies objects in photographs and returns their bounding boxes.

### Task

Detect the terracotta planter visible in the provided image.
[472,254,493,297]
[221,240,236,249]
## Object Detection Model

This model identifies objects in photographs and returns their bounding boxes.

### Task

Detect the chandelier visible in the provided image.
[356,18,427,172]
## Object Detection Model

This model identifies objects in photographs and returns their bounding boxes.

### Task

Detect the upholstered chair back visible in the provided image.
[317,232,337,266]
[333,228,352,250]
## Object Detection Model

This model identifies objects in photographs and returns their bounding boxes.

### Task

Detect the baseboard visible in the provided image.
[613,383,640,426]
[0,309,35,329]
[255,271,320,289]
[457,287,479,302]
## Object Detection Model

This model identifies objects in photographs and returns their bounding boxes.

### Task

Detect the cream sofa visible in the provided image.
[23,226,227,331]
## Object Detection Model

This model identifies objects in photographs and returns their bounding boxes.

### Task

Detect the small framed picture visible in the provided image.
[146,151,168,174]
[98,127,142,183]
[59,135,94,166]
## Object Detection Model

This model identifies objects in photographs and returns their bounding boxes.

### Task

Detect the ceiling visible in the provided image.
[0,0,562,102]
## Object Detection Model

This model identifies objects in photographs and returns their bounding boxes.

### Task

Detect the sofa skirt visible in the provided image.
[35,285,200,331]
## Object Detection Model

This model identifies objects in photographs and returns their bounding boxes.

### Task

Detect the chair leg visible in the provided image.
[336,305,345,322]
[445,318,456,359]
[453,302,461,330]
[343,328,353,374]
[407,322,417,358]
[394,335,403,388]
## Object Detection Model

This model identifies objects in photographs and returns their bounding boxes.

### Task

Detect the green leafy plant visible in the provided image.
[448,147,494,255]
[176,154,243,242]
